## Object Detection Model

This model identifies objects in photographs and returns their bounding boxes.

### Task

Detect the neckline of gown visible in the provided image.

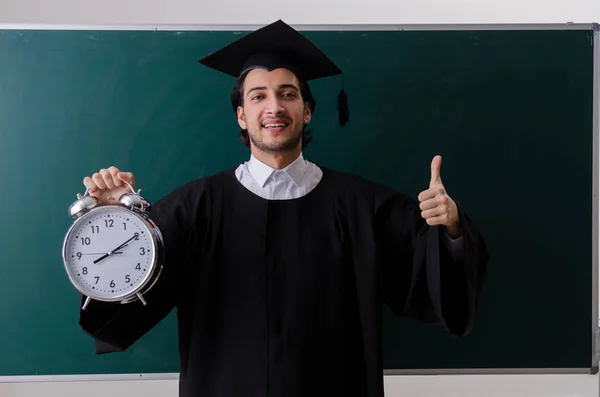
[226,165,330,203]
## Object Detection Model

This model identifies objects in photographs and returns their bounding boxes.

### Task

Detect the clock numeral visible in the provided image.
[140,247,146,256]
[134,233,139,241]
[123,223,127,231]
[82,267,88,275]
[110,280,116,288]
[94,276,100,285]
[91,225,99,234]
[135,263,141,271]
[125,275,131,283]
[76,252,82,260]
[105,219,114,228]
[80,237,91,246]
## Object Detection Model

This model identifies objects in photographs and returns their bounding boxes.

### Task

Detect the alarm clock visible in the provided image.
[61,181,164,310]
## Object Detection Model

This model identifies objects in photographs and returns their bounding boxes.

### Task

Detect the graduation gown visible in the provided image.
[79,166,489,397]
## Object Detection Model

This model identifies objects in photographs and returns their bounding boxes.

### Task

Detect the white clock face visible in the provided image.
[63,206,156,300]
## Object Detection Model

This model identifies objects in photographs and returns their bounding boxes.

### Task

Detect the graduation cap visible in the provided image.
[198,20,349,126]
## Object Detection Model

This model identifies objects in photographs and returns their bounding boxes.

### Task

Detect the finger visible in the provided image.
[417,185,446,202]
[430,155,442,188]
[424,214,449,226]
[100,169,115,189]
[419,196,443,211]
[118,172,136,188]
[108,166,123,187]
[92,173,107,190]
[421,205,449,220]
[83,176,99,193]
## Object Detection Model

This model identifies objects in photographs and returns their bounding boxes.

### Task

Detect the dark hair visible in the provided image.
[230,69,317,149]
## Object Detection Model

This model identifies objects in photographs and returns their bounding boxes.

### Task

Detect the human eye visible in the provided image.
[282,92,297,99]
[251,93,264,101]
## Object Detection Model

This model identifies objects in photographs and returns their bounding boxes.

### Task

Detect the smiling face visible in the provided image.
[237,68,312,154]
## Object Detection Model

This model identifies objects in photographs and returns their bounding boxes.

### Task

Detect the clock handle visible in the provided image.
[77,188,90,199]
[122,180,143,196]
[81,296,91,310]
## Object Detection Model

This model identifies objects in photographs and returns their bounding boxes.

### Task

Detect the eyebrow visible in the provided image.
[246,84,300,97]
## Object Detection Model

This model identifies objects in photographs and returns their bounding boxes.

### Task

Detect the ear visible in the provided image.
[304,103,312,124]
[237,106,247,130]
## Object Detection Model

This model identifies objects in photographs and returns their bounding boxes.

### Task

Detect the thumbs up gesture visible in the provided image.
[417,155,461,238]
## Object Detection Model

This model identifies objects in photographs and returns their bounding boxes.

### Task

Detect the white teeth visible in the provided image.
[264,123,287,128]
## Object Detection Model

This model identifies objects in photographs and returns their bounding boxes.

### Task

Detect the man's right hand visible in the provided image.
[83,166,136,205]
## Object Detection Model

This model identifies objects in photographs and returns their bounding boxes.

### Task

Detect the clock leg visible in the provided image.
[137,293,147,306]
[82,296,91,310]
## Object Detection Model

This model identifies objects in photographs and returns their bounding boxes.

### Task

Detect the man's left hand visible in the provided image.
[417,155,461,239]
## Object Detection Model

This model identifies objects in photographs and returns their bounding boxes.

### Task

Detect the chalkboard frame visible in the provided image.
[0,22,597,382]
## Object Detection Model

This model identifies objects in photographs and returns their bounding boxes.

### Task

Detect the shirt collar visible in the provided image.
[248,153,306,188]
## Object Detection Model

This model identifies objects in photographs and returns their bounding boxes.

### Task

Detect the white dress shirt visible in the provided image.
[235,153,322,200]
[235,153,463,259]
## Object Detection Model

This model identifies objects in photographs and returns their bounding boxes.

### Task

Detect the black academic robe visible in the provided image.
[79,166,489,397]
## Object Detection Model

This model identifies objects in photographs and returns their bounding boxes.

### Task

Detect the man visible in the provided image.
[79,20,489,397]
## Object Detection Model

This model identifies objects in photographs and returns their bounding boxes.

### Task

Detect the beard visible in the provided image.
[247,126,303,154]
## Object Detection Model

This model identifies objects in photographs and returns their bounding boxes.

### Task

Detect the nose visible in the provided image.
[265,96,285,115]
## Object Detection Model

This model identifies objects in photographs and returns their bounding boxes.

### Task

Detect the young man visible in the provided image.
[80,20,488,397]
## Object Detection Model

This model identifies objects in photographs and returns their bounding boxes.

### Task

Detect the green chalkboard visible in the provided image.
[0,25,597,377]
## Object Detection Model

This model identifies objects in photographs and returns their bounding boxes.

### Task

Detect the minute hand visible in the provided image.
[93,233,139,264]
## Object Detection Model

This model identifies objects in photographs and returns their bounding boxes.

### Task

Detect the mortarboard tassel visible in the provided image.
[337,82,350,126]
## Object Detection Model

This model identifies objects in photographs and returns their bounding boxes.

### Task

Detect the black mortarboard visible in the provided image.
[198,20,349,126]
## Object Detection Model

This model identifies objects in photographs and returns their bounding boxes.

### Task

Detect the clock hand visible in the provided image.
[93,233,138,264]
[109,233,139,253]
[93,247,129,264]
[93,252,113,264]
[80,252,123,256]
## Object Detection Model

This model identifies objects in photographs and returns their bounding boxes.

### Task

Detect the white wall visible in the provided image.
[0,0,599,26]
[0,0,599,396]
[0,374,598,397]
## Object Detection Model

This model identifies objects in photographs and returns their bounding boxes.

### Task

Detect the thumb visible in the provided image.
[429,155,442,187]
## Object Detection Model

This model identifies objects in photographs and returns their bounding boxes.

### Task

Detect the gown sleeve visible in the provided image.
[78,186,195,353]
[375,188,489,336]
